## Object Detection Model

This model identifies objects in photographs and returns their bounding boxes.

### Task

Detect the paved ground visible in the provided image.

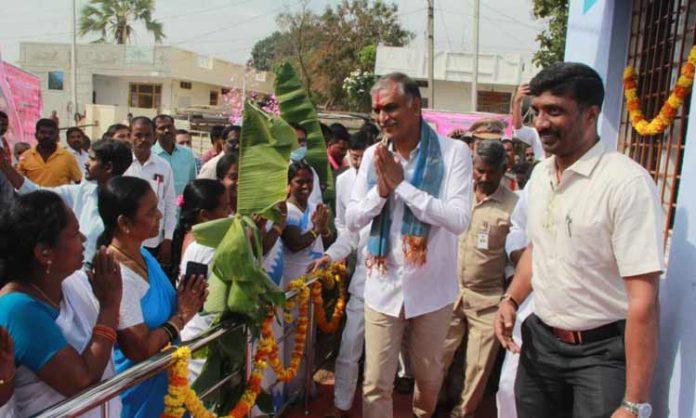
[283,377,416,418]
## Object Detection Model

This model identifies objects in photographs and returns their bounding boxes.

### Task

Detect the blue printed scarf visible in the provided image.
[366,121,444,271]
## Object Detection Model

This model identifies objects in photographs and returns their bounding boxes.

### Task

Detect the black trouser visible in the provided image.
[514,314,626,418]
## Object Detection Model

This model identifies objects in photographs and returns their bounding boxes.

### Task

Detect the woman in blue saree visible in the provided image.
[97,176,207,417]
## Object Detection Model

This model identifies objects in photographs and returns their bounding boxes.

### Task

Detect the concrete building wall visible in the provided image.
[375,46,533,113]
[17,42,273,127]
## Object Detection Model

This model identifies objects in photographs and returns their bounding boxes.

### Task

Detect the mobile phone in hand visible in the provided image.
[183,261,208,287]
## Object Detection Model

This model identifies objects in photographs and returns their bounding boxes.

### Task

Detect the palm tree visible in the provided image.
[79,0,165,44]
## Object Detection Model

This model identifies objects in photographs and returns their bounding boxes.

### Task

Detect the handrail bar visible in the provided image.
[34,277,319,418]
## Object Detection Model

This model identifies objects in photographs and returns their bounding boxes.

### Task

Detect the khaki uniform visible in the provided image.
[442,185,518,417]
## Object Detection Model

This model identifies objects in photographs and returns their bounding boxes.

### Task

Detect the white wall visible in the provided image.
[564,0,631,149]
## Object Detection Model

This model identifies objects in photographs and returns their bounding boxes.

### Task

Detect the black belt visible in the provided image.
[540,319,625,345]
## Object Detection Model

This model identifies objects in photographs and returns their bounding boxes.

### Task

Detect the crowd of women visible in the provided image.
[0,113,381,417]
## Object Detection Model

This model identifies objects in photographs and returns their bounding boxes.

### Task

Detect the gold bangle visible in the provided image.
[309,230,318,240]
[0,369,15,385]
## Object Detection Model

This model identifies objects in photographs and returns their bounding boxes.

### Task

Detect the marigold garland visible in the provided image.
[161,262,348,418]
[624,46,696,136]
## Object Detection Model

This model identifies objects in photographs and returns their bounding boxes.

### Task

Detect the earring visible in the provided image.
[125,228,131,235]
[45,260,52,276]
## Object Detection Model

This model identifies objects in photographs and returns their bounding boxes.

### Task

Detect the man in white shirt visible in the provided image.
[123,116,177,269]
[495,63,664,418]
[66,127,89,175]
[309,130,370,417]
[346,72,472,418]
[0,138,132,266]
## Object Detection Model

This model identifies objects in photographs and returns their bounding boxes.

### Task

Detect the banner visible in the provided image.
[421,109,513,138]
[0,59,42,147]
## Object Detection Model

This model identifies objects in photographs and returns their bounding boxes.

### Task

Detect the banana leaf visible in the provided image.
[274,61,335,206]
[237,101,297,222]
[192,214,284,314]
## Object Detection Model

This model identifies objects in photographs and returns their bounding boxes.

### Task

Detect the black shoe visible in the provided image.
[394,376,415,394]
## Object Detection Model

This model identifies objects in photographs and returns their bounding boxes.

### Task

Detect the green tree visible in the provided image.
[79,0,165,44]
[532,0,568,68]
[250,31,287,72]
[250,0,413,109]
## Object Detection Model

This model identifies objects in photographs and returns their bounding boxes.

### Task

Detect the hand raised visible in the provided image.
[90,246,123,311]
[176,274,208,324]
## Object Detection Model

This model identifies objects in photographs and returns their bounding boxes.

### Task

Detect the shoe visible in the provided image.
[324,405,349,418]
[394,376,415,394]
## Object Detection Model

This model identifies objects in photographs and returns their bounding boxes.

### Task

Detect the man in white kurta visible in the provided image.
[346,73,472,418]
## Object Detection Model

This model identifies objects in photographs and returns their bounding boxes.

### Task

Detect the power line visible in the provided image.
[170,0,304,46]
[438,5,453,51]
[156,0,254,22]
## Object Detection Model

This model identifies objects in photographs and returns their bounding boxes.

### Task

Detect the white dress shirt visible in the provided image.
[526,141,665,330]
[513,126,546,161]
[325,167,370,297]
[19,180,103,266]
[197,152,223,180]
[124,153,177,248]
[346,135,473,318]
[68,147,89,175]
[505,185,529,257]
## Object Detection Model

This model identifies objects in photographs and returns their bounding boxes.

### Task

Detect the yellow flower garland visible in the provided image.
[161,263,349,418]
[624,46,696,136]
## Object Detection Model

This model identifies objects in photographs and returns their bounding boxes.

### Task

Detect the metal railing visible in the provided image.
[34,278,321,418]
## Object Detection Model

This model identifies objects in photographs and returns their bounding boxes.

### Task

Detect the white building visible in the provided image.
[374,45,539,114]
[17,42,274,139]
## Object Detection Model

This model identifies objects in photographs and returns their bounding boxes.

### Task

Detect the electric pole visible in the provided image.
[471,0,480,112]
[427,0,435,109]
[71,0,78,126]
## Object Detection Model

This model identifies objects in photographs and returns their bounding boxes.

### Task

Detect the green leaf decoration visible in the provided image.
[193,214,283,314]
[274,61,335,205]
[237,101,297,218]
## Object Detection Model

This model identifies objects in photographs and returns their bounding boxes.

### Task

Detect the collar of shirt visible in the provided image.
[29,144,70,161]
[544,140,606,185]
[388,139,421,162]
[474,184,507,207]
[130,152,156,168]
[152,141,181,156]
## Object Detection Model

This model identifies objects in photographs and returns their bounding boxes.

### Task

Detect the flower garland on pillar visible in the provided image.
[624,46,696,136]
[161,263,348,418]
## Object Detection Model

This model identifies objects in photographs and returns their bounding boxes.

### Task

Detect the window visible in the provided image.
[180,81,192,89]
[477,91,512,114]
[210,90,219,106]
[129,83,161,109]
[48,71,64,90]
[618,0,696,247]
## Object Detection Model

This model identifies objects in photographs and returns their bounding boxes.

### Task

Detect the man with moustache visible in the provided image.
[495,63,663,418]
[66,127,89,175]
[0,138,132,266]
[123,116,177,269]
[17,119,82,187]
[152,114,197,196]
[440,140,518,418]
[346,72,472,418]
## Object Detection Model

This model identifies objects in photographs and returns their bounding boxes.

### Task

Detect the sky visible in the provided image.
[0,0,545,66]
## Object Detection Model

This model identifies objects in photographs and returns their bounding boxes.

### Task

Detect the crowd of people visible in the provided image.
[0,60,663,418]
